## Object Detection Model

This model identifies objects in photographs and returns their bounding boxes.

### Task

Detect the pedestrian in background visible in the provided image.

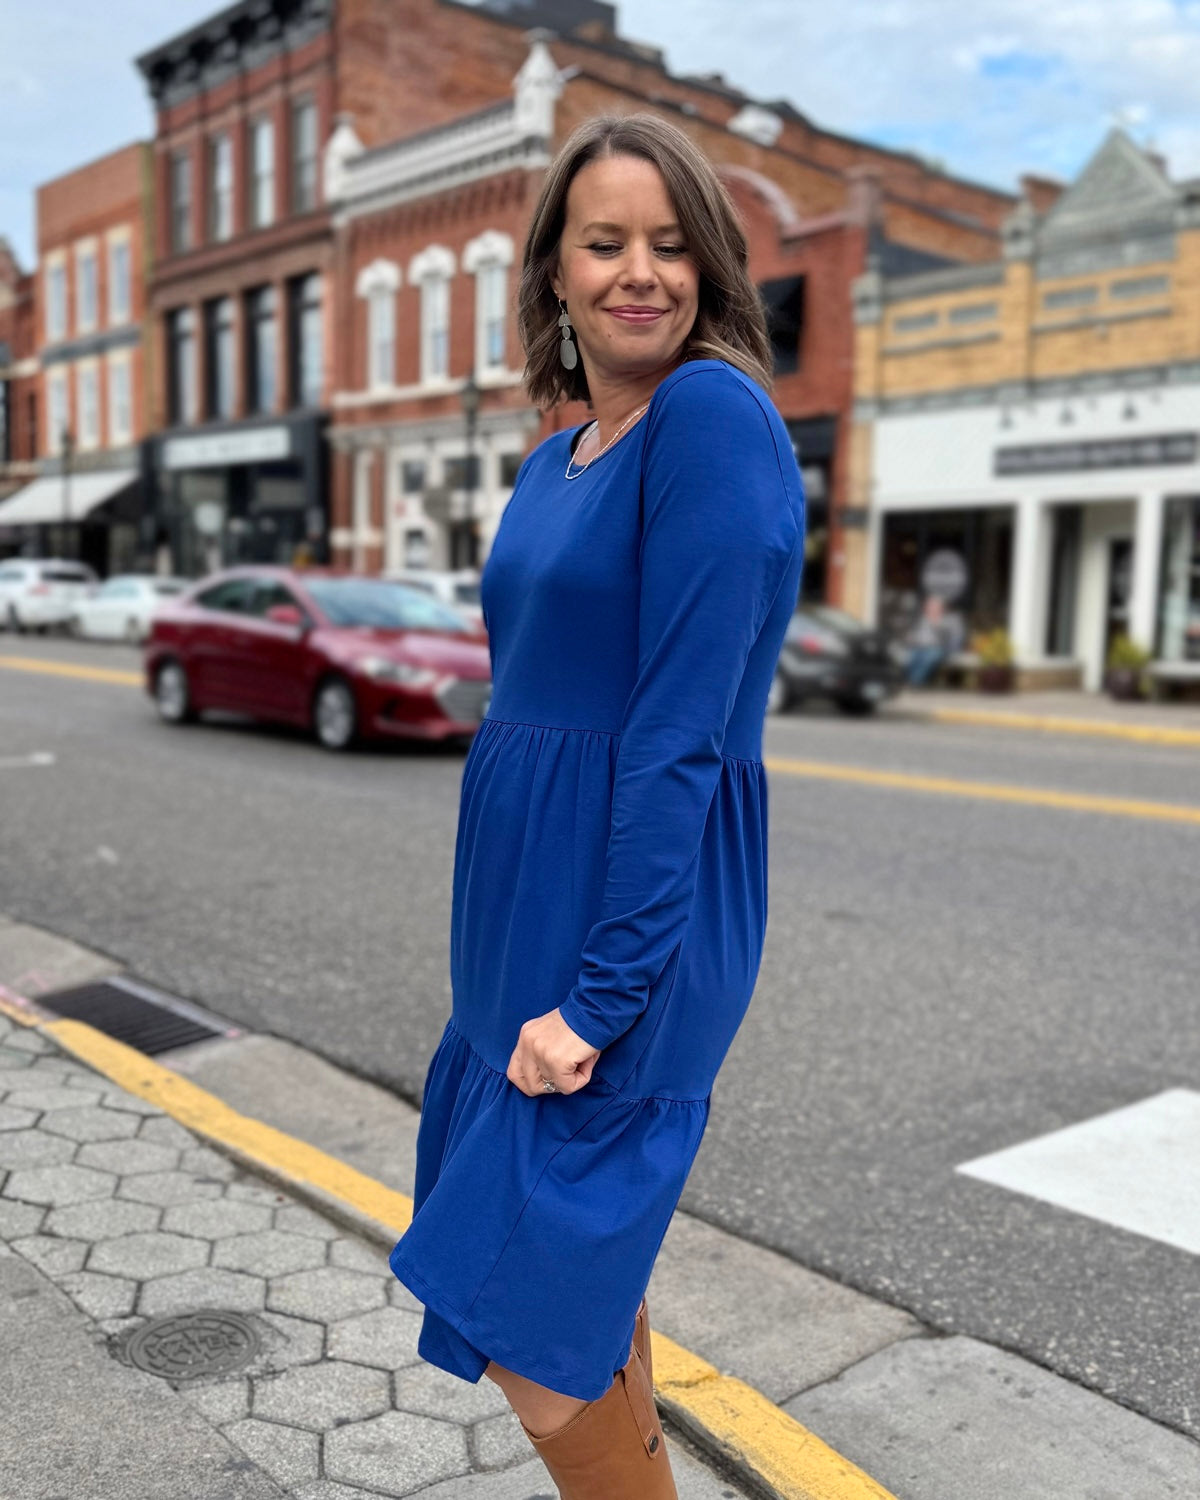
[388,113,806,1498]
[905,592,964,687]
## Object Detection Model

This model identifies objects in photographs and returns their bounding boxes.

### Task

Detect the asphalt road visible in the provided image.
[2,635,1198,1440]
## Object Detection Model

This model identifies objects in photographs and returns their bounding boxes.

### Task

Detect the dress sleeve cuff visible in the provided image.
[557,991,617,1054]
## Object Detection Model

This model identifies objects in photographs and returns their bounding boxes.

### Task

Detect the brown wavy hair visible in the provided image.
[518,113,773,408]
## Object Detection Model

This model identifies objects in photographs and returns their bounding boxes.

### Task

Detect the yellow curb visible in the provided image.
[925,706,1200,749]
[654,1337,895,1500]
[764,756,1200,827]
[3,998,897,1500]
[0,654,143,687]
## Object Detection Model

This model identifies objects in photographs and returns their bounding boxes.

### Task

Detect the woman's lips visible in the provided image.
[606,307,667,324]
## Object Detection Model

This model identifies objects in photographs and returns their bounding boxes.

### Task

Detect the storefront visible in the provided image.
[787,415,836,602]
[867,385,1200,690]
[0,463,143,575]
[143,413,328,578]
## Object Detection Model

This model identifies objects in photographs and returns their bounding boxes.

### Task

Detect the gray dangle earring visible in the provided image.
[557,299,578,371]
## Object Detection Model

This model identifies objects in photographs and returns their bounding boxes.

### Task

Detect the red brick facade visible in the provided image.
[0,239,37,500]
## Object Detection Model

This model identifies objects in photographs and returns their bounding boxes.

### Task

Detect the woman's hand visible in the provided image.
[507,1009,600,1097]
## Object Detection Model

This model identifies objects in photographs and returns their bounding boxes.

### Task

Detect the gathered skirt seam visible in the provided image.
[444,1017,710,1105]
[481,716,764,768]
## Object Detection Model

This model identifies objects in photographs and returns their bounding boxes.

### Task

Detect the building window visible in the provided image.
[47,370,68,454]
[893,310,939,334]
[205,297,235,420]
[209,134,233,242]
[401,459,426,494]
[77,364,99,449]
[948,301,998,325]
[168,308,198,426]
[0,380,9,464]
[759,276,805,376]
[289,273,323,408]
[46,262,67,342]
[108,238,131,326]
[245,286,278,414]
[77,247,98,333]
[356,260,401,389]
[410,246,456,384]
[499,451,523,488]
[1042,285,1097,311]
[1157,498,1200,662]
[249,117,275,230]
[1110,273,1170,301]
[291,97,318,214]
[464,231,515,374]
[107,353,132,445]
[170,150,193,253]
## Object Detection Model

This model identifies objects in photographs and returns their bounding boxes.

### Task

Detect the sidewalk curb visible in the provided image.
[0,988,896,1500]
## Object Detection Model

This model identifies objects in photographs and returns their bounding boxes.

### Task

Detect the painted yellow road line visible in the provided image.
[926,706,1200,749]
[0,654,143,687]
[764,756,1200,827]
[0,991,897,1500]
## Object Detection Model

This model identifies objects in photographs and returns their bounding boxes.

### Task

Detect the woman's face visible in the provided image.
[551,153,700,388]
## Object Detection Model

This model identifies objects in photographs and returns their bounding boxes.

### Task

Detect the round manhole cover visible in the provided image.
[126,1311,262,1381]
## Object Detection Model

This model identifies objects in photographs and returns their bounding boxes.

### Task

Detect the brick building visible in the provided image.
[0,145,153,574]
[323,11,1014,594]
[0,239,38,525]
[849,129,1200,692]
[133,0,1013,588]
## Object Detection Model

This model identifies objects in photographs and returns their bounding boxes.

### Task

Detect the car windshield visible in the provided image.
[153,581,187,595]
[454,582,481,605]
[304,578,470,633]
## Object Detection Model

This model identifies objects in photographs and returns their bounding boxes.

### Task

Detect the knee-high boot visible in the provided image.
[521,1299,677,1500]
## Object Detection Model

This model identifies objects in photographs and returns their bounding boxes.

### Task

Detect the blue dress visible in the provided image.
[389,359,806,1400]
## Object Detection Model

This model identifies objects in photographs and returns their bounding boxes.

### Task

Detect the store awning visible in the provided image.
[0,469,138,528]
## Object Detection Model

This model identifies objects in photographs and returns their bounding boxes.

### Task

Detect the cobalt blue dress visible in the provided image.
[389,358,806,1400]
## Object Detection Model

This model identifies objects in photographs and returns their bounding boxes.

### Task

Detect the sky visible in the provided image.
[2,0,1199,267]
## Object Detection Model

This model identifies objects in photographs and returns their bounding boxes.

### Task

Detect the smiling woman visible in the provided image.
[387,112,806,1500]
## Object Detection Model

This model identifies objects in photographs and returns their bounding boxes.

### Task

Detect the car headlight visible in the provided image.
[355,655,439,687]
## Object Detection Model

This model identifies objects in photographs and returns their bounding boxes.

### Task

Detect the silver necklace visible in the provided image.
[564,401,651,480]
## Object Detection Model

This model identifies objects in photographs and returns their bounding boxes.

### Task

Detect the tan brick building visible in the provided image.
[849,130,1200,691]
[0,144,153,573]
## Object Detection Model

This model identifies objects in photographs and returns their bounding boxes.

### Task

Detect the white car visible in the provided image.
[70,574,191,643]
[0,558,98,633]
[382,567,483,627]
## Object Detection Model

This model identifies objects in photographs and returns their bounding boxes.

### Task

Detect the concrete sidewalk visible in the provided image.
[4,916,1200,1499]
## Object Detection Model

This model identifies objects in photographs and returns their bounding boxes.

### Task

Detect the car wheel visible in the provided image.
[155,659,195,724]
[124,618,143,644]
[764,669,789,715]
[313,676,357,751]
[835,695,878,717]
[6,605,24,634]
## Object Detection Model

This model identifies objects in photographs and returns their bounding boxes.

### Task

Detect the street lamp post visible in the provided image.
[60,425,74,559]
[460,370,481,571]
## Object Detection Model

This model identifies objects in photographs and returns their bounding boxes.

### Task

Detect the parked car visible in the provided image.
[767,604,904,716]
[145,567,492,750]
[381,567,483,626]
[0,558,98,633]
[70,575,190,643]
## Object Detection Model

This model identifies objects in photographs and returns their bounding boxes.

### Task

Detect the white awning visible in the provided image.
[0,469,137,527]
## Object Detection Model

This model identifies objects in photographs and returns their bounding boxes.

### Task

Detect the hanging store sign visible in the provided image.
[995,432,1197,477]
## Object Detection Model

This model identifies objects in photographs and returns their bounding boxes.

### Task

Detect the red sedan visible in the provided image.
[144,567,492,750]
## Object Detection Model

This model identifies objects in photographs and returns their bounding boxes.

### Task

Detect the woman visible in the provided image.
[388,112,806,1497]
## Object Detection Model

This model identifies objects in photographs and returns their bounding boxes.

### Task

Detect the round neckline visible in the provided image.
[565,408,649,476]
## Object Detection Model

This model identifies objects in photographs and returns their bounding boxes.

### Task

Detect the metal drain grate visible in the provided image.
[125,1311,262,1380]
[36,975,240,1056]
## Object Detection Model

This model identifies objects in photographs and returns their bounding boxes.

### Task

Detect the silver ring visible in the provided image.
[540,1078,558,1094]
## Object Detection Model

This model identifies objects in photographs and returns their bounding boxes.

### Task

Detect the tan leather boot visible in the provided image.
[522,1305,676,1500]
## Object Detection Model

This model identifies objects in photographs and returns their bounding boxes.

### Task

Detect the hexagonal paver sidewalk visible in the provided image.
[0,1014,532,1496]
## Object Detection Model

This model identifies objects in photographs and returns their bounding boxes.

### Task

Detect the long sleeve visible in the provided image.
[556,366,801,1053]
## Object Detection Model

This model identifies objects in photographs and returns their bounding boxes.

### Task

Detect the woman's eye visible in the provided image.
[656,244,686,257]
[588,242,621,255]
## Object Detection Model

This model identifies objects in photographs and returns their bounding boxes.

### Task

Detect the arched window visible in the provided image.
[463,231,515,376]
[355,260,402,390]
[409,245,457,384]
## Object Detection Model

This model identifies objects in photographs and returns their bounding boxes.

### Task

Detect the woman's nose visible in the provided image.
[620,243,657,286]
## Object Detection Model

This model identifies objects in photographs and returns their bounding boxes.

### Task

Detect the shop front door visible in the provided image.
[1104,536,1133,662]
